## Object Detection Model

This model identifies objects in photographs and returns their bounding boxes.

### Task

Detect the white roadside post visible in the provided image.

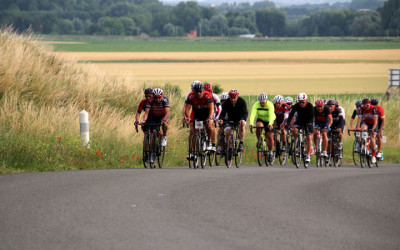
[80,110,90,149]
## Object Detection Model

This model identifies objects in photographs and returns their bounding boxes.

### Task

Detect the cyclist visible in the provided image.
[356,98,378,163]
[248,93,275,158]
[313,98,332,157]
[287,93,314,163]
[371,98,385,159]
[326,99,344,157]
[135,88,153,132]
[285,97,293,110]
[336,100,346,128]
[204,82,222,121]
[273,95,288,152]
[184,82,215,153]
[349,100,362,131]
[142,88,170,147]
[218,89,248,152]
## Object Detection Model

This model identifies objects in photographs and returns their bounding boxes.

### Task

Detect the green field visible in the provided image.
[47,36,400,52]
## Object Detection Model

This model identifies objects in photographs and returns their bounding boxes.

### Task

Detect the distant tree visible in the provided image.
[171,1,202,32]
[228,27,251,36]
[209,14,228,36]
[379,0,400,35]
[163,23,175,36]
[350,0,384,10]
[252,1,276,10]
[349,11,382,36]
[255,8,287,37]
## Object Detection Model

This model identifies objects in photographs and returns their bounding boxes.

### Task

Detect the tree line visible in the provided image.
[0,0,399,37]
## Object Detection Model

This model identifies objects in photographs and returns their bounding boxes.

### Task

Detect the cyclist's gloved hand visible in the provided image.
[134,121,139,126]
[280,124,285,129]
[327,127,331,132]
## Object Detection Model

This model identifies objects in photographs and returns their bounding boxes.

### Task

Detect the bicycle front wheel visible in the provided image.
[293,137,301,169]
[225,134,234,168]
[215,134,224,166]
[257,137,263,167]
[352,139,360,166]
[235,144,242,168]
[142,133,150,169]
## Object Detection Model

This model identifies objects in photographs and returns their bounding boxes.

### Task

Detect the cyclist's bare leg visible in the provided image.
[377,132,382,153]
[162,123,168,136]
[322,130,328,152]
[266,132,274,151]
[291,127,298,138]
[280,128,287,145]
[313,128,319,147]
[239,120,245,142]
[306,134,313,156]
[255,121,264,141]
[206,119,215,144]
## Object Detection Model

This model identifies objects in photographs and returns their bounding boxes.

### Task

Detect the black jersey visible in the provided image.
[288,102,314,125]
[219,97,248,122]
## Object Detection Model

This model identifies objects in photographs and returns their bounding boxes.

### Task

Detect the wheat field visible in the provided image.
[57,50,400,95]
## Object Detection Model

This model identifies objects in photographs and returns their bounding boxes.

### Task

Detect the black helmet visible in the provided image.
[371,98,379,105]
[362,98,371,104]
[144,88,153,95]
[192,82,204,92]
[326,99,335,106]
[355,100,362,107]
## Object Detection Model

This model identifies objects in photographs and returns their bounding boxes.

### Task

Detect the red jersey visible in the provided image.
[359,105,377,125]
[136,99,147,113]
[185,91,213,112]
[146,97,170,117]
[274,103,289,123]
[314,106,332,122]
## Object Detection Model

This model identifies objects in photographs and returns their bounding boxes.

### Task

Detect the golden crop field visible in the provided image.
[57,49,400,95]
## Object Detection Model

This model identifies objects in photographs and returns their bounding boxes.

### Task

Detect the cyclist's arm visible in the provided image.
[380,117,385,132]
[249,102,258,126]
[162,107,170,123]
[135,112,141,124]
[215,102,222,120]
[327,114,333,127]
[184,104,191,120]
[142,107,150,123]
[356,114,362,129]
[241,99,248,121]
[372,116,378,130]
[207,101,214,120]
[287,106,296,126]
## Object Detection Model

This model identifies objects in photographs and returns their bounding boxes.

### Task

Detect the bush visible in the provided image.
[212,83,223,94]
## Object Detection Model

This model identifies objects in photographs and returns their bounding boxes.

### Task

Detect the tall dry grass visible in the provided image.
[0,27,186,173]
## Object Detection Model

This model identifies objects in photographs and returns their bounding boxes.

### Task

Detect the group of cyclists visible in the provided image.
[135,81,385,166]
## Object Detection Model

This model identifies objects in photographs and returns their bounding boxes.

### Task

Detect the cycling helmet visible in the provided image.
[297,92,307,102]
[273,95,284,104]
[326,99,335,106]
[362,98,371,104]
[220,92,229,100]
[204,83,213,93]
[191,80,201,91]
[153,88,163,97]
[229,89,239,98]
[315,98,324,107]
[144,88,153,95]
[284,96,293,104]
[355,100,362,107]
[371,98,379,105]
[335,100,339,107]
[258,93,268,103]
[323,99,327,105]
[192,82,204,92]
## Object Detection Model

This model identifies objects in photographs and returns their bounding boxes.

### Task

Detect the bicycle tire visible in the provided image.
[352,139,360,166]
[200,135,207,169]
[225,133,234,168]
[215,133,224,166]
[149,133,157,169]
[302,140,308,169]
[143,133,150,169]
[193,133,202,169]
[257,137,263,167]
[235,144,242,168]
[293,137,301,169]
[359,142,366,168]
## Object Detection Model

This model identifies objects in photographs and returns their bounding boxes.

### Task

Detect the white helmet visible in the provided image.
[297,92,307,102]
[191,80,201,91]
[285,96,293,104]
[273,95,284,104]
[258,93,268,103]
[220,92,229,100]
[153,88,163,97]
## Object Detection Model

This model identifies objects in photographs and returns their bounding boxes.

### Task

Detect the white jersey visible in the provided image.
[339,106,345,120]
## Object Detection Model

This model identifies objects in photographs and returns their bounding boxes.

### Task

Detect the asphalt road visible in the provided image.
[1,164,400,250]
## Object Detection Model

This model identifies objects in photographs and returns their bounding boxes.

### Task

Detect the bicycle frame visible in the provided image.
[225,121,241,168]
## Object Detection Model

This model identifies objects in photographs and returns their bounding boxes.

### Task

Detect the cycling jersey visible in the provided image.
[376,105,385,130]
[359,105,378,125]
[287,102,314,126]
[274,103,289,126]
[146,97,170,117]
[220,97,248,123]
[186,91,214,120]
[351,108,360,119]
[249,101,275,126]
[137,99,148,114]
[339,106,346,120]
[331,108,344,130]
[314,106,332,129]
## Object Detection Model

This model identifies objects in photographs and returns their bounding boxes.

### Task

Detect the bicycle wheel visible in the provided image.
[302,140,308,169]
[225,133,234,168]
[142,133,150,169]
[156,135,165,169]
[208,151,215,167]
[324,139,332,167]
[293,137,301,169]
[290,139,296,165]
[200,135,207,169]
[264,138,270,166]
[352,139,360,166]
[279,140,288,166]
[359,142,366,168]
[315,136,321,167]
[257,137,263,167]
[193,133,202,169]
[149,133,157,169]
[235,140,242,168]
[215,133,224,166]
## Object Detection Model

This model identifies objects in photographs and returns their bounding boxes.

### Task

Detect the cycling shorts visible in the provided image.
[225,120,246,131]
[314,121,329,131]
[361,122,376,134]
[256,118,272,133]
[293,122,313,135]
[193,109,210,121]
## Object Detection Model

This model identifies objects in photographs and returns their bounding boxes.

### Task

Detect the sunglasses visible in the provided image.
[145,95,153,98]
[298,101,305,104]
